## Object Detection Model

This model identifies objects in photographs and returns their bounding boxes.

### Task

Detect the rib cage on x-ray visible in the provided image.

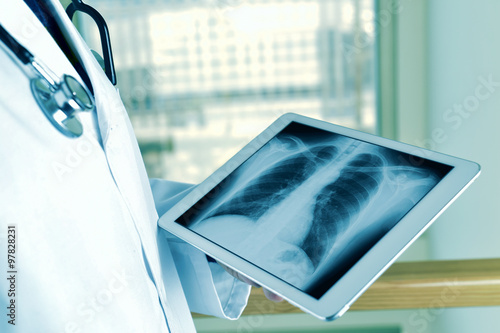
[207,146,386,270]
[186,130,447,295]
[303,153,384,268]
[206,145,339,221]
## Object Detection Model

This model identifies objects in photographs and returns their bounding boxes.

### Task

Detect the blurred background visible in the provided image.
[74,0,500,332]
[79,0,377,184]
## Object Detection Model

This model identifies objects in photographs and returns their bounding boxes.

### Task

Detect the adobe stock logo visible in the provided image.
[407,278,462,333]
[442,75,499,130]
[64,270,131,333]
[51,135,100,182]
[415,74,499,151]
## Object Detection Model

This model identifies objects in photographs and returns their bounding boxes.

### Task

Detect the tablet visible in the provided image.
[158,113,480,321]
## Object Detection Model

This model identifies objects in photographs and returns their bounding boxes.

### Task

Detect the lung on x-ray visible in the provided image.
[177,122,452,298]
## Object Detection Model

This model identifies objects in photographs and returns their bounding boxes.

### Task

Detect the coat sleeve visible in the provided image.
[150,178,251,319]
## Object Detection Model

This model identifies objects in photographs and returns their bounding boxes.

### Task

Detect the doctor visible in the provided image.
[0,0,272,331]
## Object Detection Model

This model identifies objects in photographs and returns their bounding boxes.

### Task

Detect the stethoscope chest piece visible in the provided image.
[1,21,96,138]
[31,74,94,138]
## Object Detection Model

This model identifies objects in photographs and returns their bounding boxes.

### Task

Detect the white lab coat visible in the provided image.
[0,1,250,332]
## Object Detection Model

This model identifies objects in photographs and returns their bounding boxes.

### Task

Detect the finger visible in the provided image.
[237,273,261,288]
[263,288,283,302]
[219,261,283,301]
[217,261,261,287]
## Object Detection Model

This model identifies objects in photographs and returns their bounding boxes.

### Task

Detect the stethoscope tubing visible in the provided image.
[0,23,33,65]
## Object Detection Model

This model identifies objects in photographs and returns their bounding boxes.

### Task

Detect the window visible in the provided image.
[80,0,377,183]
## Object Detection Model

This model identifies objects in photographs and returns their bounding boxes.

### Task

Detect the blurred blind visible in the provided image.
[80,0,377,183]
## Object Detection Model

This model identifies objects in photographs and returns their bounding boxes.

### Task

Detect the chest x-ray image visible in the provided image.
[178,122,452,298]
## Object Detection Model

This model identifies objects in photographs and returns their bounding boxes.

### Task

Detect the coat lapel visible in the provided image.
[45,1,196,332]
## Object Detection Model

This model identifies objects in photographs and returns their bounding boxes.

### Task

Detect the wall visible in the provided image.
[191,1,500,331]
[426,0,500,331]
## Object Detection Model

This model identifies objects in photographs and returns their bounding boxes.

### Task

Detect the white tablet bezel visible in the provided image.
[158,113,480,321]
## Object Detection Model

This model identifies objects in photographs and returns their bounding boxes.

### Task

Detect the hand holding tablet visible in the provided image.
[159,113,480,320]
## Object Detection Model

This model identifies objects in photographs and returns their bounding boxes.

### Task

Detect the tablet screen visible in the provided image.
[175,122,452,298]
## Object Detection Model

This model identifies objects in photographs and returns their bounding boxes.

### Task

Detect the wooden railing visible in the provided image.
[217,258,500,316]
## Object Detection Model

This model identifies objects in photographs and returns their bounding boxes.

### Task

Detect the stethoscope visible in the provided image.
[0,23,94,138]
